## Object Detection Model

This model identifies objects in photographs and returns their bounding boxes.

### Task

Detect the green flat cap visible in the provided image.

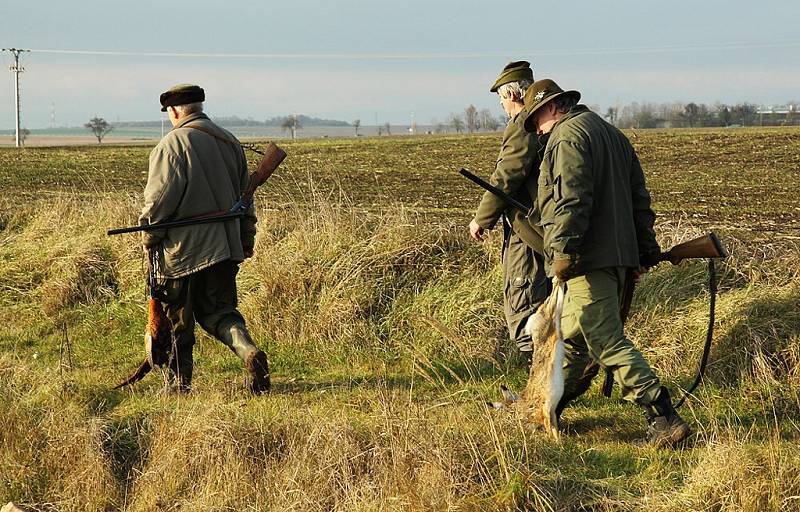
[489,61,533,92]
[160,84,205,112]
[522,79,581,132]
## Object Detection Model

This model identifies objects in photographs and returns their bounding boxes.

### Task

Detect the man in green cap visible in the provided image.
[468,61,550,365]
[523,78,690,447]
[139,83,270,394]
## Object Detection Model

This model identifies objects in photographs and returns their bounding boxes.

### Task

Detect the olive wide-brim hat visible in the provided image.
[160,84,205,112]
[489,60,533,92]
[522,79,580,132]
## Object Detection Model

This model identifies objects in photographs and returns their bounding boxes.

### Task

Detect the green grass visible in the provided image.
[1,129,800,511]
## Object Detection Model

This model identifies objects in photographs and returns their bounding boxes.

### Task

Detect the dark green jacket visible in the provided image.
[537,105,659,275]
[473,107,544,253]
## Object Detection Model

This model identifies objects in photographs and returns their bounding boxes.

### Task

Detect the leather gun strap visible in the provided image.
[674,258,717,409]
[183,124,240,148]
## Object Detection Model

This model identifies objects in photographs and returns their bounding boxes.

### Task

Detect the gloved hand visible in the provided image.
[552,258,579,281]
[640,251,662,269]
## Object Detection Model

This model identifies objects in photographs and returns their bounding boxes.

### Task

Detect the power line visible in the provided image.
[26,39,800,60]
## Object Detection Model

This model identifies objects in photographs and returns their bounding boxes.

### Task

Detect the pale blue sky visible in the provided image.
[2,0,799,128]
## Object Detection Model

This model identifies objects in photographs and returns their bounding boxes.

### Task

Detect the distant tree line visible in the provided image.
[115,114,350,128]
[606,101,800,129]
[430,105,505,134]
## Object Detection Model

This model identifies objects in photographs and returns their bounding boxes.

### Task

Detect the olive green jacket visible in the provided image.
[139,113,256,279]
[537,105,659,276]
[473,107,544,253]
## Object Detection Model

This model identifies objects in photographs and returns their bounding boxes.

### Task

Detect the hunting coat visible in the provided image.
[537,105,660,276]
[473,107,544,253]
[139,113,256,279]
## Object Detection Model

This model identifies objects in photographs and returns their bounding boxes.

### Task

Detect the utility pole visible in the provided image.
[2,48,30,148]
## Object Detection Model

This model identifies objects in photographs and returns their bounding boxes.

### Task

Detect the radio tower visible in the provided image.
[2,48,30,147]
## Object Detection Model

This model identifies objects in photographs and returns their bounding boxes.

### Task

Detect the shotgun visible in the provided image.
[107,142,287,236]
[606,232,728,398]
[459,168,532,216]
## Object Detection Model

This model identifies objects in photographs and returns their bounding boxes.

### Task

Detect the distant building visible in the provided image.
[756,104,799,125]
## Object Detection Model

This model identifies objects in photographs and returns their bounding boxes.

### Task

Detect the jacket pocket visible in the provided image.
[506,276,533,314]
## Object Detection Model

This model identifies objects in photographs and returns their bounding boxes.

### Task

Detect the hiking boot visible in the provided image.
[640,386,690,447]
[245,350,271,394]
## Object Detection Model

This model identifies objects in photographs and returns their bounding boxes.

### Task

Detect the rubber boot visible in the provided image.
[640,386,691,447]
[218,321,270,394]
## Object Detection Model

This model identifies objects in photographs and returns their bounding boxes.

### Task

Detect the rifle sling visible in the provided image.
[183,124,240,149]
[601,260,718,409]
[673,258,717,409]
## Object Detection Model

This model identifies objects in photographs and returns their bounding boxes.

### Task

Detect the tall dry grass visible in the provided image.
[1,194,799,511]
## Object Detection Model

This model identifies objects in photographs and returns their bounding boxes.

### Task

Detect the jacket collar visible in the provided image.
[552,104,589,132]
[173,112,210,129]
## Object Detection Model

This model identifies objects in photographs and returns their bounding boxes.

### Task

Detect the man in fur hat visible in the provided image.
[139,83,270,394]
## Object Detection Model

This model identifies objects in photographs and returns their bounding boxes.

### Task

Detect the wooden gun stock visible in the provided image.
[659,232,727,264]
[245,142,287,197]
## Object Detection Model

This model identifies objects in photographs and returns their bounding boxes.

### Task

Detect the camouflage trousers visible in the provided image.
[161,259,246,381]
[561,267,662,405]
[502,219,550,353]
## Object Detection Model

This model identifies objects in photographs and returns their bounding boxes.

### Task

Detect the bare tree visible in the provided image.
[604,107,618,125]
[683,103,700,127]
[352,119,361,136]
[85,117,113,144]
[479,108,500,131]
[281,114,301,139]
[449,113,464,133]
[464,105,478,133]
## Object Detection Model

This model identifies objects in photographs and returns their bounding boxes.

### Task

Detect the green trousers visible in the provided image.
[561,267,661,405]
[502,219,550,353]
[162,259,246,380]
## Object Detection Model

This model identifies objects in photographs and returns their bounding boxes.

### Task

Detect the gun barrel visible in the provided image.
[107,211,245,236]
[459,168,532,214]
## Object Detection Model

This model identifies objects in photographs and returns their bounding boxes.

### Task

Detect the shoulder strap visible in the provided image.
[182,123,240,148]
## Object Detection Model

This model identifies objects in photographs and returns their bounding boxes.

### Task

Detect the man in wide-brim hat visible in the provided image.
[468,61,550,367]
[524,78,692,447]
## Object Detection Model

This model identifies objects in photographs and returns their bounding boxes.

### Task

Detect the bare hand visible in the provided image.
[243,248,254,259]
[468,219,484,241]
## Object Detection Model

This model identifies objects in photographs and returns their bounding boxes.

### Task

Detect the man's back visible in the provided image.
[537,105,658,274]
[140,113,256,278]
